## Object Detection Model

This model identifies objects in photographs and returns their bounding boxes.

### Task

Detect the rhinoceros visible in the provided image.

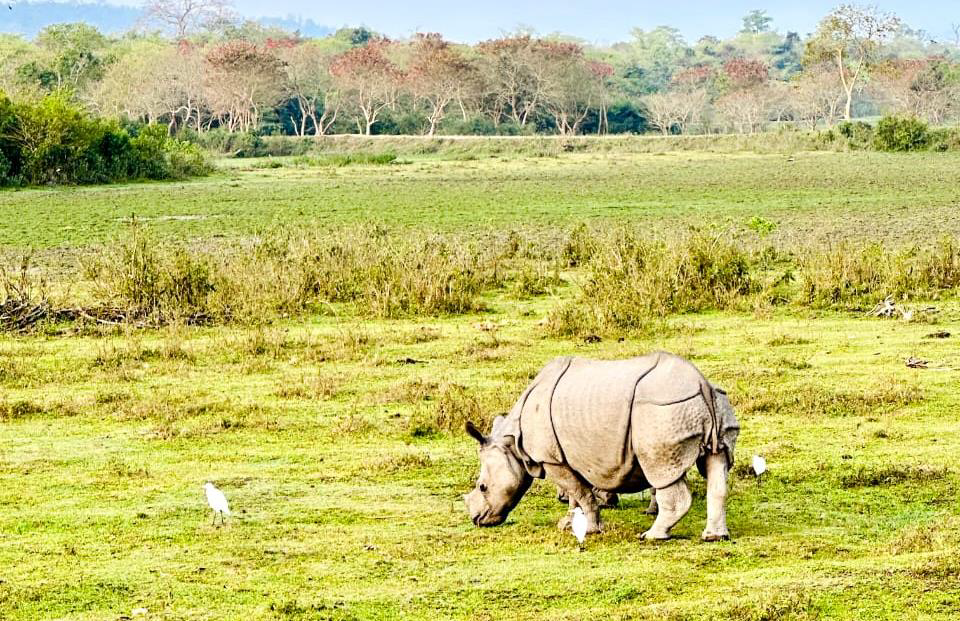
[464,352,739,541]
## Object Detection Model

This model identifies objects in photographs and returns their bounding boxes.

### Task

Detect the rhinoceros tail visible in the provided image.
[700,378,721,456]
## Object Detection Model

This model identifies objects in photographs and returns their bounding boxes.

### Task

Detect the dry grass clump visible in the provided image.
[406,381,517,436]
[273,370,344,400]
[838,464,948,488]
[548,228,756,336]
[797,238,960,310]
[83,226,505,325]
[14,224,960,335]
[890,517,960,554]
[736,380,923,418]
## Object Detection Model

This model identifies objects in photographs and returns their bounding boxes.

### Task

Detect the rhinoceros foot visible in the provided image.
[558,512,601,534]
[640,529,671,541]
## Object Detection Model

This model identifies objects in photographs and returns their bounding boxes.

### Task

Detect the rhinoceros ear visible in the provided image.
[501,434,545,479]
[465,421,487,444]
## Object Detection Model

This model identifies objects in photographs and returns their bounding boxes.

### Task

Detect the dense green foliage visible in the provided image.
[873,116,931,152]
[0,93,209,186]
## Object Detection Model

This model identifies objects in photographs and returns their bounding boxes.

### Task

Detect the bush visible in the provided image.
[549,228,756,336]
[83,227,506,325]
[873,116,930,152]
[187,128,265,156]
[926,128,960,152]
[0,93,209,186]
[797,238,960,309]
[835,121,874,150]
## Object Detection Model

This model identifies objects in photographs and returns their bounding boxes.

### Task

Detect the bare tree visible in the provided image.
[642,88,708,135]
[476,35,553,127]
[406,34,475,135]
[871,59,959,124]
[205,41,285,132]
[141,0,234,39]
[329,39,402,135]
[792,64,845,129]
[539,42,610,135]
[278,42,341,136]
[714,86,780,134]
[806,4,901,120]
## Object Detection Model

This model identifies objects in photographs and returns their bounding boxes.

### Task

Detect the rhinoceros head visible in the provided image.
[463,418,533,527]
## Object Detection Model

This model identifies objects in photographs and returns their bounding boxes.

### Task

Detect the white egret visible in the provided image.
[752,455,767,487]
[204,482,231,526]
[571,507,588,547]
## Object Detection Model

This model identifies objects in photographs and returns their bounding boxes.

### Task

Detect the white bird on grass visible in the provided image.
[204,482,231,526]
[571,507,588,547]
[752,455,767,487]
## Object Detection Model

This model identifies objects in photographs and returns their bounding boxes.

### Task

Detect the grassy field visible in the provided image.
[2,147,960,620]
[4,151,960,250]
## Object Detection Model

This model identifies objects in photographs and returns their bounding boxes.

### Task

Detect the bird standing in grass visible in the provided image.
[571,507,588,548]
[204,482,231,526]
[752,455,767,487]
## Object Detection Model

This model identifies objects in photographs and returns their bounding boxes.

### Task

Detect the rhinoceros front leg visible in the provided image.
[545,464,602,535]
[641,478,691,541]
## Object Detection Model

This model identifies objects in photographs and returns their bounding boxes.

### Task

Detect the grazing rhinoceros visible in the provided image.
[464,352,739,541]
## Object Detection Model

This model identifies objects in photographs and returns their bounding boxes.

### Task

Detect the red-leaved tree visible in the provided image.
[330,39,402,135]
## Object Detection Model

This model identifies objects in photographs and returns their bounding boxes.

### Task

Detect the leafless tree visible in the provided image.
[870,59,960,124]
[792,65,845,129]
[476,36,554,127]
[205,41,285,132]
[540,44,612,135]
[140,0,235,39]
[329,39,402,135]
[278,42,341,136]
[714,85,781,134]
[406,34,476,135]
[642,88,708,135]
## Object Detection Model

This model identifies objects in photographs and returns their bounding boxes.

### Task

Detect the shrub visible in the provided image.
[873,116,930,152]
[187,128,264,156]
[549,229,756,336]
[835,120,874,150]
[83,227,505,325]
[927,128,960,152]
[0,93,209,186]
[797,238,960,309]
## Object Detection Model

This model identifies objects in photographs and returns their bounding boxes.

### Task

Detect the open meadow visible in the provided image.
[2,144,960,620]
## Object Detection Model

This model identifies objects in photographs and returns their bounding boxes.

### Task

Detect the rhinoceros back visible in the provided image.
[513,353,720,491]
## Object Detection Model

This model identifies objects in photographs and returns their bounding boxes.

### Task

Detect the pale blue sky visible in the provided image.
[118,1,960,43]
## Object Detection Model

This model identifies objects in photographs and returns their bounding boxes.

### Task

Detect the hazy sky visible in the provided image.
[116,1,960,43]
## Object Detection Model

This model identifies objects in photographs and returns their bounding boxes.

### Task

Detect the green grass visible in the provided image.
[4,151,960,251]
[2,148,960,620]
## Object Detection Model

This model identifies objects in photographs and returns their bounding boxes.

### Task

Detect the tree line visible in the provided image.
[1,2,959,138]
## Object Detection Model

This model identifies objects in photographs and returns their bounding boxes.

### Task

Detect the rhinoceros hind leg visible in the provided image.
[641,478,691,541]
[701,452,731,542]
[644,489,659,515]
[545,464,602,534]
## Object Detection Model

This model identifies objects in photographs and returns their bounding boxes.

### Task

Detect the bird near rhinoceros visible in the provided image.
[464,352,740,541]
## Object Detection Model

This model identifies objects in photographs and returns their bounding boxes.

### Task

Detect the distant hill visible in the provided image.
[3,1,141,36]
[1,1,333,39]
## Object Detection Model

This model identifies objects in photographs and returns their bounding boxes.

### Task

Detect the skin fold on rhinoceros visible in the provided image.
[464,352,739,541]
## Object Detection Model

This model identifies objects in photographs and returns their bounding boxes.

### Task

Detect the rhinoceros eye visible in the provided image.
[479,483,488,493]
